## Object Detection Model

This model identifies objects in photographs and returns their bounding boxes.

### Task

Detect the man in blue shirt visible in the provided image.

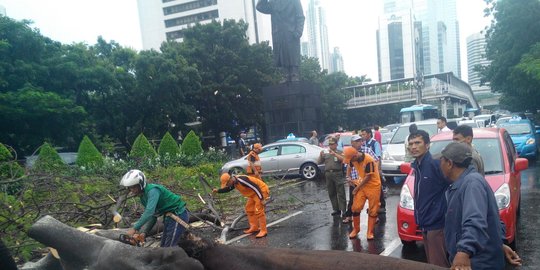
[440,142,522,269]
[408,130,450,267]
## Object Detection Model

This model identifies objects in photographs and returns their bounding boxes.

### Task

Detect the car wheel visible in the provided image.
[229,167,245,175]
[300,163,318,180]
[401,240,416,247]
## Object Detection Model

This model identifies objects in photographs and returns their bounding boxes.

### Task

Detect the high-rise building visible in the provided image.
[303,0,331,71]
[330,47,344,73]
[377,0,461,81]
[137,0,272,50]
[467,32,490,87]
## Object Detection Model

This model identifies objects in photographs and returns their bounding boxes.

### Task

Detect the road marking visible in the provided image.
[225,211,303,245]
[379,238,402,256]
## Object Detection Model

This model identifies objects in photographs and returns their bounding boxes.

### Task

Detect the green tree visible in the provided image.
[33,142,66,173]
[129,49,200,143]
[76,135,104,168]
[129,133,157,160]
[0,85,87,155]
[182,130,203,156]
[0,16,63,93]
[158,132,180,158]
[0,143,24,179]
[482,0,540,111]
[174,20,278,142]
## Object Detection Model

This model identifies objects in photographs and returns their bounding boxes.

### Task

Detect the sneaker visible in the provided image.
[331,210,341,216]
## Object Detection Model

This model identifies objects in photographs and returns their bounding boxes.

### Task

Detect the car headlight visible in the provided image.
[526,138,535,145]
[382,151,394,161]
[399,184,414,210]
[494,183,510,210]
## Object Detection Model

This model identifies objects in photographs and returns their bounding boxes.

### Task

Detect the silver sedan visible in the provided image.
[220,142,325,180]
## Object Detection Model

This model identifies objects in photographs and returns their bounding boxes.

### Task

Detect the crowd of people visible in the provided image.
[118,124,523,269]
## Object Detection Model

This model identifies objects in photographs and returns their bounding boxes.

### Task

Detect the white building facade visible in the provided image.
[303,0,331,71]
[466,32,490,87]
[137,0,272,50]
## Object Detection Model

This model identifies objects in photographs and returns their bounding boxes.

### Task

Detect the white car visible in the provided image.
[220,141,325,180]
[381,119,441,177]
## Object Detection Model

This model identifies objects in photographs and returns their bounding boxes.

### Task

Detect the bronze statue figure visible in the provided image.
[256,0,305,82]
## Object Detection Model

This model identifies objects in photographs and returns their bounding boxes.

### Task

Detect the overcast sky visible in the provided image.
[1,0,490,82]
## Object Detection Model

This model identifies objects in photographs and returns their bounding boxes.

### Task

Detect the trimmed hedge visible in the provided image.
[158,132,180,158]
[76,135,104,168]
[181,130,203,156]
[130,133,157,160]
[33,142,66,173]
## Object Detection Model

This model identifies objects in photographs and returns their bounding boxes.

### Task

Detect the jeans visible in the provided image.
[160,209,189,247]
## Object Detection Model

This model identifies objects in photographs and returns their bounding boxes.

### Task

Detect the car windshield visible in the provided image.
[323,134,353,147]
[500,123,532,135]
[390,124,438,144]
[382,132,394,144]
[429,138,504,174]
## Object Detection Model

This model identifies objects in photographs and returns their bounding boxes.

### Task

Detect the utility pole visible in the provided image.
[410,4,423,105]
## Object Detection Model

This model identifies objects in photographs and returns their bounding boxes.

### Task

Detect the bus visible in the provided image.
[399,104,438,123]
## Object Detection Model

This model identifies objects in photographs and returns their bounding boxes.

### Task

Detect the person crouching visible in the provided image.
[213,173,270,238]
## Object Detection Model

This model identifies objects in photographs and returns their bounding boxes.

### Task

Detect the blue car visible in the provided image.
[499,117,540,159]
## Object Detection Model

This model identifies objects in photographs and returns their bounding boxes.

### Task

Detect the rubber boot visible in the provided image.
[255,216,268,238]
[348,215,361,239]
[367,216,377,240]
[243,214,259,234]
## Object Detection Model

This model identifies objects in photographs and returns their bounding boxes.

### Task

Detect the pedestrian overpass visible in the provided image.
[343,72,480,117]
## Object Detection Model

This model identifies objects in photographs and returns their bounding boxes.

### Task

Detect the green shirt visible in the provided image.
[133,183,186,232]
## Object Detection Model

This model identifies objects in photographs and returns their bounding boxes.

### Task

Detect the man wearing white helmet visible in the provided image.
[120,169,188,247]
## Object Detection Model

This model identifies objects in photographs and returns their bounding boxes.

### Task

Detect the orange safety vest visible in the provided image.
[246,151,262,174]
[350,154,381,190]
[233,175,269,200]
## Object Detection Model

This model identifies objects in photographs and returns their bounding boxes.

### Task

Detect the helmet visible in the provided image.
[220,173,232,188]
[253,143,262,150]
[120,169,146,190]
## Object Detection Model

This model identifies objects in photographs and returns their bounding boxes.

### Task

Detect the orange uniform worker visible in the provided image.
[246,143,263,180]
[342,146,381,240]
[213,173,270,238]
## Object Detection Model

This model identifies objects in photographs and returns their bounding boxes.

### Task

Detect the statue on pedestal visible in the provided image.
[256,0,305,82]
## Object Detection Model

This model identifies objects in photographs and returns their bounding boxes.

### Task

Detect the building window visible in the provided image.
[163,0,218,16]
[164,10,219,28]
[166,29,186,40]
[388,22,404,80]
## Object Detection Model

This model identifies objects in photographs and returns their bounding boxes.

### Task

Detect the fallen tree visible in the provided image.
[25,215,445,270]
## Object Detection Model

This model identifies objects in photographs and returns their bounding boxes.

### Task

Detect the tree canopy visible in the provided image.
[0,15,375,155]
[482,0,540,112]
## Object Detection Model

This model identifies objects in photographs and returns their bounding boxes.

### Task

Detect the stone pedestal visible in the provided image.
[262,81,323,143]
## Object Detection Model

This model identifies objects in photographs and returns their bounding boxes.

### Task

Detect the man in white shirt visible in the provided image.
[437,117,451,133]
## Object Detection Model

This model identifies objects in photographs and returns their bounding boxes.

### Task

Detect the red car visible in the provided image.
[397,128,528,248]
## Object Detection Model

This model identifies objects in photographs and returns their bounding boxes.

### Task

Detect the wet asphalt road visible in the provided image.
[224,160,540,269]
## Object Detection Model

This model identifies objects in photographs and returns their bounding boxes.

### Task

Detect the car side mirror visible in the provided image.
[400,162,412,174]
[515,158,528,172]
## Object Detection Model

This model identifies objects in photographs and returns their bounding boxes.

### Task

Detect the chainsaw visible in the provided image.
[118,233,145,247]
